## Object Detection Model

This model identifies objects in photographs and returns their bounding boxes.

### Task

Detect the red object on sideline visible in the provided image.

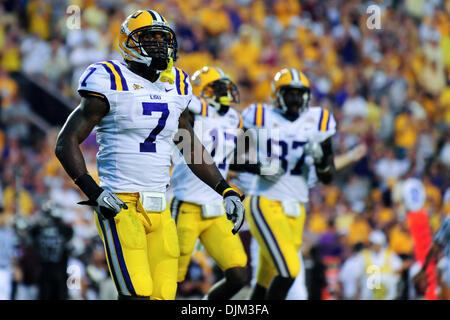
[407,209,438,300]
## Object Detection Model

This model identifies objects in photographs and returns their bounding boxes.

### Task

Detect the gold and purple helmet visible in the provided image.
[191,66,240,114]
[118,9,177,68]
[271,68,311,120]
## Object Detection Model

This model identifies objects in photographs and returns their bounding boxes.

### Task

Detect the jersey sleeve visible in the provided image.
[242,103,266,129]
[226,108,243,130]
[305,107,337,143]
[316,107,336,140]
[77,62,114,99]
[188,95,209,116]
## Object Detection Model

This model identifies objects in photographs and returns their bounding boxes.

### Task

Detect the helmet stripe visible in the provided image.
[299,72,310,87]
[155,11,165,22]
[216,67,225,78]
[290,68,300,82]
[146,10,157,21]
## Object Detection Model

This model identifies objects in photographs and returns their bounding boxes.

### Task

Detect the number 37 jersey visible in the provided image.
[242,103,336,203]
[77,60,192,193]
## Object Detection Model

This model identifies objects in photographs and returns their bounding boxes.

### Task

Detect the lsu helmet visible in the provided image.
[118,9,177,70]
[191,66,240,115]
[271,68,311,121]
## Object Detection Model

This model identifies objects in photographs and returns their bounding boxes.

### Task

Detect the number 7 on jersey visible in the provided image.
[140,102,169,153]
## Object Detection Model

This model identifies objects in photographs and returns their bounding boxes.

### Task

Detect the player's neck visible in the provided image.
[126,61,159,83]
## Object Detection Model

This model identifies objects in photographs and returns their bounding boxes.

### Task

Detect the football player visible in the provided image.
[55,10,244,300]
[170,66,248,300]
[240,68,336,299]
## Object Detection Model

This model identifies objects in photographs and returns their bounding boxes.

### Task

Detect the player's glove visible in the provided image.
[75,173,127,220]
[304,141,324,164]
[258,160,285,183]
[223,189,245,235]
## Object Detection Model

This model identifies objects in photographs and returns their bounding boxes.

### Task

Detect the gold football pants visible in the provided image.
[245,195,306,288]
[94,193,179,300]
[170,198,248,282]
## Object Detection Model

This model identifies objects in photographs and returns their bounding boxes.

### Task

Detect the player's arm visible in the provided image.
[228,127,262,174]
[315,137,335,184]
[175,108,244,234]
[55,94,127,218]
[55,94,107,180]
[304,136,335,184]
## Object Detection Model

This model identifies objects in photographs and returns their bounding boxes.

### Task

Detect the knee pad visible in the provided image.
[130,272,153,297]
[151,279,177,300]
[151,253,179,300]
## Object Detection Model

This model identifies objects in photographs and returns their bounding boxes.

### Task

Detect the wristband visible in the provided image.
[214,179,232,196]
[74,173,103,201]
[222,187,235,197]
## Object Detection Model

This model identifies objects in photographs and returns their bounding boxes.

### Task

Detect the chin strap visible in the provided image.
[204,95,231,115]
[159,57,174,84]
[218,96,230,106]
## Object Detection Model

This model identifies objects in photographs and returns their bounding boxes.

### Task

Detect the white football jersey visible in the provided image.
[241,103,336,203]
[77,60,192,193]
[171,96,243,205]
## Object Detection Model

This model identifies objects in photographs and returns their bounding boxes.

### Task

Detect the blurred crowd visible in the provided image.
[0,0,449,300]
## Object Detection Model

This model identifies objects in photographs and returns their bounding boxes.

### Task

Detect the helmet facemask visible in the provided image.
[201,79,240,115]
[276,86,311,121]
[125,25,178,71]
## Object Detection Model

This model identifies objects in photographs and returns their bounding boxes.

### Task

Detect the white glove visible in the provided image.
[79,190,128,220]
[223,192,245,235]
[304,141,324,164]
[259,160,285,183]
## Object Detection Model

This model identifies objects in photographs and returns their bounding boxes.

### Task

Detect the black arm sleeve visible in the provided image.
[228,162,261,174]
[315,137,335,184]
[228,126,262,174]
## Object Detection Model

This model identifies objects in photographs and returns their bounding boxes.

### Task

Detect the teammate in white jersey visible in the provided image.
[55,10,244,300]
[170,66,248,300]
[241,68,337,299]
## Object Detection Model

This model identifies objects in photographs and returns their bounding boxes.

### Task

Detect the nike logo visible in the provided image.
[103,196,114,209]
[165,88,173,92]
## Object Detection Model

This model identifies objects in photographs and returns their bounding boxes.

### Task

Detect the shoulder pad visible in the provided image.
[306,107,336,132]
[189,95,209,116]
[78,61,130,96]
[302,107,337,142]
[242,103,268,129]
